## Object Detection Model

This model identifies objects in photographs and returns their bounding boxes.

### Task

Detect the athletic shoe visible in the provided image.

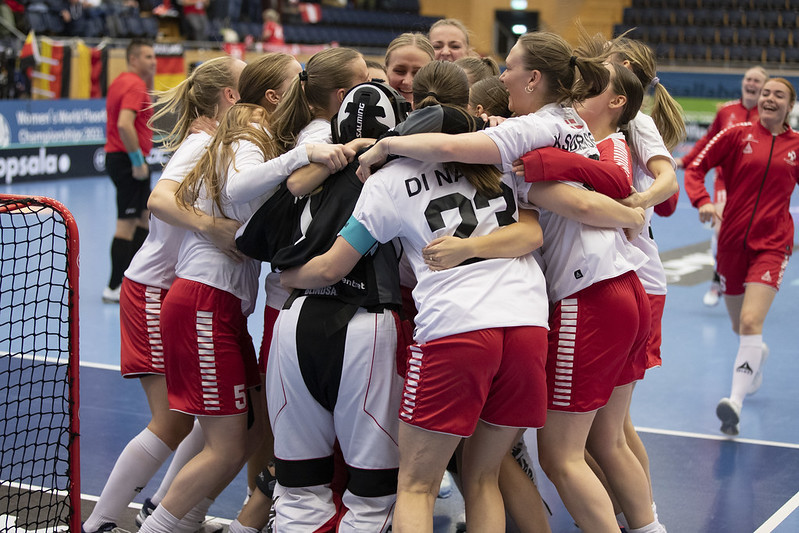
[703,281,721,307]
[716,397,741,436]
[437,470,453,499]
[135,497,157,527]
[102,286,121,304]
[82,523,129,533]
[510,436,537,485]
[748,343,769,395]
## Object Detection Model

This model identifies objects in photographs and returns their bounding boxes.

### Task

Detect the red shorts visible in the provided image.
[400,326,548,437]
[161,278,260,416]
[547,271,650,413]
[717,248,789,296]
[645,293,665,370]
[119,277,168,378]
[258,304,281,374]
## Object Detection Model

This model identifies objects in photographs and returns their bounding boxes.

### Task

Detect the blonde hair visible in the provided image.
[469,76,511,118]
[455,56,500,84]
[237,52,298,118]
[385,33,434,67]
[148,56,239,152]
[412,61,502,197]
[269,48,364,152]
[516,31,609,105]
[429,18,471,47]
[608,37,686,150]
[176,103,278,217]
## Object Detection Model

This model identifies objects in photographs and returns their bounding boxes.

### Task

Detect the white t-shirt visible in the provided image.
[177,138,309,315]
[627,111,676,295]
[484,104,647,302]
[125,132,211,289]
[351,157,549,344]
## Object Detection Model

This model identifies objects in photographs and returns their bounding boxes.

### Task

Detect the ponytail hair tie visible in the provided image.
[569,55,577,68]
[649,76,660,88]
[299,70,308,82]
[425,91,439,100]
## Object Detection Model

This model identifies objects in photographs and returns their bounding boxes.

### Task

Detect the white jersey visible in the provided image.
[351,157,549,344]
[627,111,675,295]
[484,103,647,302]
[176,138,310,315]
[296,118,332,145]
[125,132,211,289]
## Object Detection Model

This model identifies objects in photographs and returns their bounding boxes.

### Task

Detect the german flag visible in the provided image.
[154,43,186,92]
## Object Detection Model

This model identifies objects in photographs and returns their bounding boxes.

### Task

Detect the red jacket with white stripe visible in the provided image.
[684,121,799,253]
[683,99,758,202]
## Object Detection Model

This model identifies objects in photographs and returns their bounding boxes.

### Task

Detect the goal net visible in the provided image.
[0,195,80,533]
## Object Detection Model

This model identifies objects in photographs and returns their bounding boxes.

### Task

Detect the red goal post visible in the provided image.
[0,194,80,533]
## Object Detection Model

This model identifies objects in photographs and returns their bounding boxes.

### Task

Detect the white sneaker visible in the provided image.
[703,281,721,307]
[102,286,121,303]
[748,343,769,395]
[716,397,741,436]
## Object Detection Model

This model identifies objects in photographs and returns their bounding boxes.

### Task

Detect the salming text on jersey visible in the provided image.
[552,131,597,153]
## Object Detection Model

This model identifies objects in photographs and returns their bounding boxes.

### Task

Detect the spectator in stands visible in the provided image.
[455,56,500,85]
[261,8,284,45]
[384,32,434,106]
[429,18,471,62]
[179,0,209,41]
[59,0,87,36]
[102,39,157,304]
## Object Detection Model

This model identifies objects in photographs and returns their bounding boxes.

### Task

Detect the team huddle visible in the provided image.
[85,16,799,533]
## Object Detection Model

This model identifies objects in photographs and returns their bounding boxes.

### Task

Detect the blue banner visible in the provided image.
[0,99,106,149]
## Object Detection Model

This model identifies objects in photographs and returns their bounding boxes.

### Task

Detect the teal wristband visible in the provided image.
[128,149,145,167]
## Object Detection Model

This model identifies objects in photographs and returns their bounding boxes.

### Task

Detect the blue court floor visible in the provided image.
[3,144,799,532]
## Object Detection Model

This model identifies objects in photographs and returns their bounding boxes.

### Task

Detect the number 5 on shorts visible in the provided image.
[234,384,247,410]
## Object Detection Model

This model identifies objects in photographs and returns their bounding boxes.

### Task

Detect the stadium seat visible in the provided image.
[781,11,797,28]
[785,46,799,64]
[744,46,764,62]
[699,26,717,44]
[710,44,727,61]
[728,44,745,61]
[761,11,780,28]
[754,27,772,45]
[719,26,735,45]
[727,10,744,27]
[737,27,754,45]
[693,9,716,26]
[765,46,783,64]
[773,28,790,46]
[683,26,699,43]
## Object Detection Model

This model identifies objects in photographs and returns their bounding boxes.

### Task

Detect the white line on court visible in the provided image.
[754,490,799,533]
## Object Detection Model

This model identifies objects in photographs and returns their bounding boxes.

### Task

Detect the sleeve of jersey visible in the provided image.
[653,188,679,217]
[628,113,675,170]
[482,114,553,173]
[520,145,631,199]
[684,129,732,208]
[226,144,310,203]
[342,177,401,251]
[159,134,209,184]
[120,80,147,112]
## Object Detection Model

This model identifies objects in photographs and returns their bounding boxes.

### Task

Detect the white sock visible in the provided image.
[152,420,204,505]
[139,504,180,533]
[628,519,666,533]
[175,497,214,533]
[228,520,259,533]
[730,334,763,405]
[616,511,629,528]
[83,428,171,532]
